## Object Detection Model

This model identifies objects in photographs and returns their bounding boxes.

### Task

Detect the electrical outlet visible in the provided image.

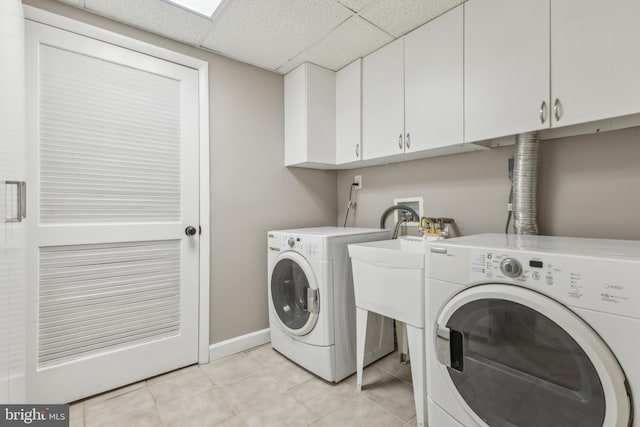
[354,175,362,190]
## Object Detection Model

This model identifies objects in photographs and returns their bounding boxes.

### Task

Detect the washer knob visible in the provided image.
[500,257,522,278]
[287,238,295,248]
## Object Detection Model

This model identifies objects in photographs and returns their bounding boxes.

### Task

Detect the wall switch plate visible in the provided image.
[354,175,362,190]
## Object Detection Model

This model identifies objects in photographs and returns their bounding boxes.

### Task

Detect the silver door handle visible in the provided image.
[306,288,319,314]
[554,98,561,122]
[5,181,26,223]
[539,100,547,124]
[436,325,452,367]
[436,324,464,372]
[405,133,411,149]
[398,134,403,150]
[355,144,359,158]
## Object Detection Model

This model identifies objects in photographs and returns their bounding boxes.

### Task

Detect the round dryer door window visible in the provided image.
[435,284,631,427]
[270,252,319,336]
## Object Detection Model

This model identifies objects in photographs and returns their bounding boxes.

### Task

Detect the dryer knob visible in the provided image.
[500,257,522,278]
[287,238,295,248]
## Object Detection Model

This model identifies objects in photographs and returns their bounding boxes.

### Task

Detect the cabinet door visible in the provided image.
[464,0,550,143]
[336,59,362,165]
[405,5,463,152]
[551,0,640,127]
[284,63,335,167]
[306,64,336,164]
[284,65,308,166]
[362,38,405,160]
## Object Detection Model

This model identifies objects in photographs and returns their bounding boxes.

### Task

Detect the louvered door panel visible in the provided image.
[38,241,181,367]
[39,45,181,224]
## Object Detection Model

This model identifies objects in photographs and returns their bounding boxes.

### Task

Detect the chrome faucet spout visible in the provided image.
[392,217,410,239]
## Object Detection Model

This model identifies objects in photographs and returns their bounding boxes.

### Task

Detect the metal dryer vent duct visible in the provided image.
[513,132,539,235]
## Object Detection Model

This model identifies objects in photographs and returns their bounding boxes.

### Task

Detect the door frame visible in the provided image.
[23,5,211,364]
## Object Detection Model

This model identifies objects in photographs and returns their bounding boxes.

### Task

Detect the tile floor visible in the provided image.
[69,344,418,427]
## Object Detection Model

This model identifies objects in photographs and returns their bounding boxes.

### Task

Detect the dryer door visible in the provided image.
[270,251,319,336]
[435,284,631,427]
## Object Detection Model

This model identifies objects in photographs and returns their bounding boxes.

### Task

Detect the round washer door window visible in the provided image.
[270,251,319,336]
[435,284,631,427]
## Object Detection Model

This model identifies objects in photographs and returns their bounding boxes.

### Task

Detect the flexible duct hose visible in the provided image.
[513,132,539,235]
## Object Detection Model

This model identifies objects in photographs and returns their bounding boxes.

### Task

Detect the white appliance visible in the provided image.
[268,227,394,382]
[426,233,636,427]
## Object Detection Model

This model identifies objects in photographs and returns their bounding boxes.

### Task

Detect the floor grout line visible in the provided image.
[73,344,417,427]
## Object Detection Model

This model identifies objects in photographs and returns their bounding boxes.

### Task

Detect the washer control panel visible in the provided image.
[468,248,640,319]
[500,257,522,277]
[278,234,323,259]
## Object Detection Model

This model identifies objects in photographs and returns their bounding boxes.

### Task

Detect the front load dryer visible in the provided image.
[426,233,636,427]
[267,227,394,382]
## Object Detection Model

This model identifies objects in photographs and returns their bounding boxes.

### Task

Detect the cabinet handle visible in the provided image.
[355,144,359,158]
[554,98,561,122]
[539,100,547,124]
[405,133,411,149]
[398,134,403,150]
[5,181,26,223]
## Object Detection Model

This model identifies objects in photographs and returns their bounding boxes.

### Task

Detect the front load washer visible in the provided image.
[426,233,636,427]
[268,227,394,382]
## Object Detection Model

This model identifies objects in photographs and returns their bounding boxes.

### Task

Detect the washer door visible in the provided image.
[270,251,320,336]
[435,284,631,427]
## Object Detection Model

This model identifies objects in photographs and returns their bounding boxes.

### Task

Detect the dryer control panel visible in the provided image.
[469,249,640,319]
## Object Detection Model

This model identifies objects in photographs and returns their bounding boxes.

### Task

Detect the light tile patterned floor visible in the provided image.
[69,344,418,427]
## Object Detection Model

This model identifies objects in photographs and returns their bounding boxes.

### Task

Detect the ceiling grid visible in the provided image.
[54,0,465,73]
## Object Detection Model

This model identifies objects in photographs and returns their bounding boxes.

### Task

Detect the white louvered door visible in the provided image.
[25,21,200,403]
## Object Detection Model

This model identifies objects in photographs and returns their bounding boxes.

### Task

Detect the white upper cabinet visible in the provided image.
[464,0,550,143]
[284,63,336,167]
[362,38,405,160]
[405,5,463,152]
[362,6,471,162]
[285,0,640,169]
[336,59,362,165]
[551,0,640,127]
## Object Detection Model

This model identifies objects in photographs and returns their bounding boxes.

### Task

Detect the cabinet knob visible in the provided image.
[539,100,547,124]
[405,133,411,149]
[355,144,359,158]
[398,134,403,150]
[553,98,561,122]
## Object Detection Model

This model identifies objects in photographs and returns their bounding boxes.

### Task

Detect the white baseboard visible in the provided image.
[207,328,271,362]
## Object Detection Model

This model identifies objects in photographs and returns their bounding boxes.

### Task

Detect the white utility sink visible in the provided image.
[348,236,434,427]
[348,236,429,327]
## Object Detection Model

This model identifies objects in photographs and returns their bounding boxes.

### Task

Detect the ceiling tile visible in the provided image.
[84,0,213,45]
[336,0,377,13]
[277,15,393,74]
[361,0,464,38]
[200,0,354,71]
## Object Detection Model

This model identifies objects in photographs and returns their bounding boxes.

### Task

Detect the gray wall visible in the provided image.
[22,0,640,348]
[23,0,337,344]
[338,126,640,240]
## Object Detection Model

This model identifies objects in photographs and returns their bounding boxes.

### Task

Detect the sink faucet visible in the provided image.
[392,213,413,239]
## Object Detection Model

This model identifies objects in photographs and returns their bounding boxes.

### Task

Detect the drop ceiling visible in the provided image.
[54,0,465,74]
